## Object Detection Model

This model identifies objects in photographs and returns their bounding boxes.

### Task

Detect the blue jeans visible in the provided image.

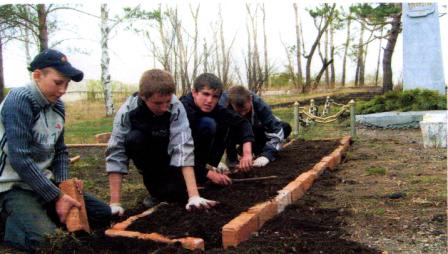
[0,187,111,252]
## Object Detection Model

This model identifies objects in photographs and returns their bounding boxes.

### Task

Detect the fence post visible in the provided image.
[349,99,356,138]
[293,101,299,137]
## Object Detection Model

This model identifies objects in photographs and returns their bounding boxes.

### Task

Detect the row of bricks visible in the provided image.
[221,135,352,248]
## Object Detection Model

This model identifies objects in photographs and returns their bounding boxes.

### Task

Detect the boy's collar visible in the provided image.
[29,81,52,107]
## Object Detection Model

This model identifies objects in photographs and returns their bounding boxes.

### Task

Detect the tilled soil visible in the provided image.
[126,140,339,248]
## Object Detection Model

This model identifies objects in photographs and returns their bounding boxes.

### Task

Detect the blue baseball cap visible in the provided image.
[28,49,84,82]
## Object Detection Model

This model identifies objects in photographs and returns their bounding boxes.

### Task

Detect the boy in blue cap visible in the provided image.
[0,49,111,252]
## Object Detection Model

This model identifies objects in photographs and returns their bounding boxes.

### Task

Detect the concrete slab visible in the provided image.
[356,110,447,129]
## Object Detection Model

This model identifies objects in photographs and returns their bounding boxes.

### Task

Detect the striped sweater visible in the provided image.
[0,81,68,202]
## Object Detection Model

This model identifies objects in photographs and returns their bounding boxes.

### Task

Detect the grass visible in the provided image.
[366,166,387,176]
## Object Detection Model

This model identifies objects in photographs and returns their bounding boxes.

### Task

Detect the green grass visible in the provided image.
[410,175,444,184]
[65,117,113,144]
[366,166,387,176]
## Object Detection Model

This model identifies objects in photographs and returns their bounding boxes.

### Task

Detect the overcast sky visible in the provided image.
[1,1,447,88]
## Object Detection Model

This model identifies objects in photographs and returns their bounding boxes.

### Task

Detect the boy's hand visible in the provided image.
[55,194,81,224]
[207,170,232,185]
[185,196,217,211]
[238,154,253,172]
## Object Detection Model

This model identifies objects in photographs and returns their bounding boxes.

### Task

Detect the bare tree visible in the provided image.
[375,27,383,86]
[246,4,264,93]
[100,4,113,116]
[341,12,352,87]
[293,3,303,89]
[261,4,269,89]
[304,4,336,92]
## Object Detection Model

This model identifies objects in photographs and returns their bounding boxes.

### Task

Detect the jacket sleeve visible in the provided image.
[51,128,69,183]
[254,95,284,161]
[2,91,61,202]
[168,97,195,167]
[105,97,132,174]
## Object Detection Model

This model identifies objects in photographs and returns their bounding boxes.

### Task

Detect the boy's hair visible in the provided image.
[193,73,223,94]
[139,69,175,98]
[228,85,251,109]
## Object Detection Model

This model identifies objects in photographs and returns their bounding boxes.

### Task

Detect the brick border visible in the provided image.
[105,136,352,250]
[222,135,352,248]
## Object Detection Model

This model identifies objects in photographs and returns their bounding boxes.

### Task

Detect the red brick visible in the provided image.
[274,190,292,213]
[340,135,352,146]
[310,161,328,176]
[295,172,316,191]
[222,212,259,248]
[282,181,305,202]
[59,179,91,233]
[247,201,278,227]
[321,155,337,170]
[95,132,111,143]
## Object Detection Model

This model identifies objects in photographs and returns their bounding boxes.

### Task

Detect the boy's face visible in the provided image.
[192,87,221,113]
[142,93,172,116]
[34,68,70,103]
[231,100,252,117]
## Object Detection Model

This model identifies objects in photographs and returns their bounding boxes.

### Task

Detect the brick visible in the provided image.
[247,201,278,227]
[59,179,91,233]
[282,181,305,202]
[274,190,291,213]
[310,161,328,176]
[329,150,342,166]
[340,135,352,146]
[295,172,316,192]
[321,155,337,170]
[176,237,205,251]
[95,132,111,143]
[222,212,259,248]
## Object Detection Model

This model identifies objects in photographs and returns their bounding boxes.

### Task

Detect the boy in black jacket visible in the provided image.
[180,73,254,185]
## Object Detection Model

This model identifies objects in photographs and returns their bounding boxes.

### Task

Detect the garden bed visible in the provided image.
[106,138,347,250]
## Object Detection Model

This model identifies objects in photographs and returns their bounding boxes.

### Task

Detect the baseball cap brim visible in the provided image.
[53,63,84,82]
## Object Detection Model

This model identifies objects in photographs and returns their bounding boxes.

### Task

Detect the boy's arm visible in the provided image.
[2,92,62,202]
[51,129,69,183]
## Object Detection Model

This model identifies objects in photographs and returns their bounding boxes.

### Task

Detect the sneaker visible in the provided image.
[142,196,160,208]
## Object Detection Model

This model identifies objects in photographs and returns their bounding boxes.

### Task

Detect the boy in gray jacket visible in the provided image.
[0,49,111,252]
[106,69,216,215]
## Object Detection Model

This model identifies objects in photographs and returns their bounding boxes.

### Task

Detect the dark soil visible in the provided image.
[126,140,340,249]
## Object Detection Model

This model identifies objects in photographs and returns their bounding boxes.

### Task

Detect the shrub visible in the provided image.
[356,89,446,114]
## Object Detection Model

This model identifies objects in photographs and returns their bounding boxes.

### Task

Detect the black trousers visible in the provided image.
[124,129,188,202]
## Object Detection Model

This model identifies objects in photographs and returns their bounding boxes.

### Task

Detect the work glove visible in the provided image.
[216,162,230,174]
[185,196,218,211]
[253,156,270,167]
[110,203,125,216]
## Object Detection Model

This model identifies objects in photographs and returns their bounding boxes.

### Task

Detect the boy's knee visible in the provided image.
[197,117,217,137]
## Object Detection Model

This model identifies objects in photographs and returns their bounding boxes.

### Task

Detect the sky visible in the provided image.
[1,1,447,88]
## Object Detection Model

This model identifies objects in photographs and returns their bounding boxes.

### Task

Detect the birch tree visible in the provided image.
[293,3,303,89]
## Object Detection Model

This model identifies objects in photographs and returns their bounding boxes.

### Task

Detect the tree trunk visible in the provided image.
[355,22,365,87]
[262,4,269,89]
[0,36,4,102]
[100,4,114,116]
[341,17,351,87]
[383,11,401,93]
[375,28,383,86]
[37,4,48,51]
[293,3,303,89]
[329,22,335,88]
[305,4,335,92]
[313,59,334,89]
[324,26,330,88]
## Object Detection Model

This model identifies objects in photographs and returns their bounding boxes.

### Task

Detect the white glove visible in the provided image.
[110,203,125,216]
[216,162,230,174]
[185,196,218,211]
[253,156,270,167]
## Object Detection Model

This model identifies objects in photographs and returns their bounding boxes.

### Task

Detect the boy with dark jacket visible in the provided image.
[180,73,255,185]
[220,85,291,168]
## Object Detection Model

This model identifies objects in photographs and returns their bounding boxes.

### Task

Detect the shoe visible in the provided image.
[142,196,160,208]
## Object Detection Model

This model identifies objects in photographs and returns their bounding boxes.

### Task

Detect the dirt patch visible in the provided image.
[126,140,339,249]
